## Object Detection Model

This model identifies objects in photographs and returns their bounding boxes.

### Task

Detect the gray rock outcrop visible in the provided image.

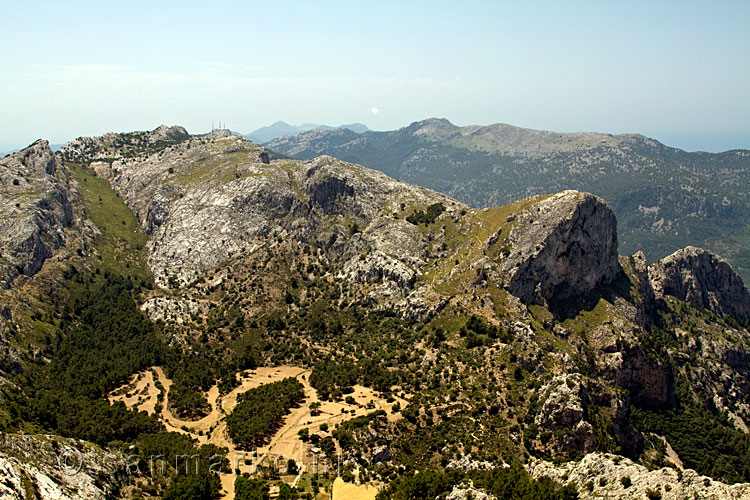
[366,445,392,465]
[445,482,497,500]
[528,453,750,500]
[0,140,73,287]
[140,296,202,324]
[0,434,126,500]
[534,374,597,454]
[501,190,620,305]
[91,133,460,301]
[649,246,750,319]
[613,349,673,405]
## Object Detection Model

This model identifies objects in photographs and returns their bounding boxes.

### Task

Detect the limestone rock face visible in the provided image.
[535,374,587,429]
[534,374,597,454]
[528,453,750,500]
[140,296,202,324]
[445,482,498,500]
[0,434,126,500]
[649,246,750,319]
[631,251,656,327]
[90,133,460,305]
[445,455,495,471]
[0,140,73,287]
[502,190,619,305]
[613,349,673,406]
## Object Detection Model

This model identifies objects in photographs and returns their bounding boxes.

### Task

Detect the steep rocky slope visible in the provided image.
[266,118,750,281]
[64,133,461,303]
[500,190,619,305]
[0,140,74,288]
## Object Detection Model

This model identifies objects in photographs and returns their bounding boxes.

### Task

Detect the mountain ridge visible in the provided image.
[265,118,750,281]
[245,120,369,144]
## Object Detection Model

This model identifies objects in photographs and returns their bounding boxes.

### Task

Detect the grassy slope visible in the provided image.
[66,162,151,281]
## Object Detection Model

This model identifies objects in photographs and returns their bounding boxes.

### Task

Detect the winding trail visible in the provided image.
[110,366,403,499]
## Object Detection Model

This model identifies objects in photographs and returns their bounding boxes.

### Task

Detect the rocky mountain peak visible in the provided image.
[59,125,191,166]
[649,246,750,319]
[17,139,58,176]
[152,124,189,141]
[502,190,620,305]
[408,117,460,139]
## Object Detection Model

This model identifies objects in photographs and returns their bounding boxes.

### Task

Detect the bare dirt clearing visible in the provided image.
[332,477,379,500]
[109,366,404,498]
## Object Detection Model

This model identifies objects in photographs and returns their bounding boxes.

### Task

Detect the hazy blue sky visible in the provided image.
[1,0,748,152]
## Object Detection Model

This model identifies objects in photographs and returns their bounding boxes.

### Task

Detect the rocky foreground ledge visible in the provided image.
[527,453,750,500]
[0,434,125,500]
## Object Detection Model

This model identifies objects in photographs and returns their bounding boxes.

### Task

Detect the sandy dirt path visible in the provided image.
[108,370,159,413]
[109,365,405,499]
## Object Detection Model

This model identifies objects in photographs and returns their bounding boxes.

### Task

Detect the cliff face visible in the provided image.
[501,190,620,305]
[649,246,750,319]
[0,140,73,288]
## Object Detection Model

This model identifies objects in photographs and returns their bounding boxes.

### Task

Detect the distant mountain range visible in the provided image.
[245,121,369,144]
[265,118,750,280]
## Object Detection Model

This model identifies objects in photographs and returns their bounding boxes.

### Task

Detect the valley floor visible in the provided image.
[109,365,405,499]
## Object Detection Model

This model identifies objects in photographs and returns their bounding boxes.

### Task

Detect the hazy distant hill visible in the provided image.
[266,118,750,280]
[245,121,368,144]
